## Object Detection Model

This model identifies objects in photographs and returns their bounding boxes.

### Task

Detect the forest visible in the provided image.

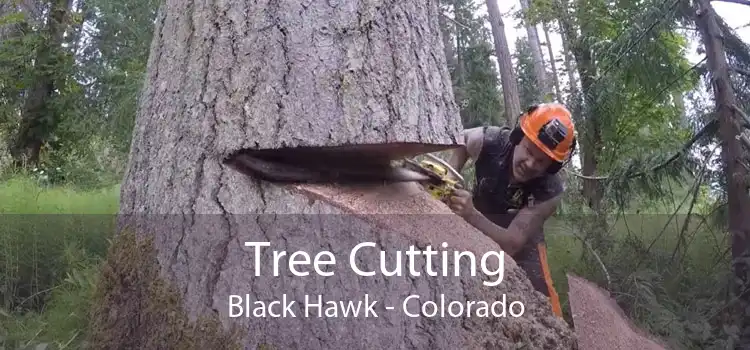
[0,0,749,348]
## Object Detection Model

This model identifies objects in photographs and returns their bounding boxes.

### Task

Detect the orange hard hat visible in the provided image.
[519,103,576,163]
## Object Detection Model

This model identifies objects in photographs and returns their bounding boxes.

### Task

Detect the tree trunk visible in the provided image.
[555,2,602,213]
[672,91,687,126]
[694,0,750,345]
[558,20,578,102]
[454,0,466,87]
[542,22,563,102]
[485,0,521,124]
[88,1,576,349]
[10,0,72,166]
[519,0,550,101]
[438,4,456,73]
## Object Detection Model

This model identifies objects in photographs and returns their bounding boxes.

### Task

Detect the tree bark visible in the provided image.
[555,1,603,215]
[519,0,550,101]
[694,0,750,345]
[91,1,576,348]
[453,0,466,87]
[556,9,578,105]
[438,4,456,73]
[485,0,521,124]
[560,35,578,100]
[542,22,563,102]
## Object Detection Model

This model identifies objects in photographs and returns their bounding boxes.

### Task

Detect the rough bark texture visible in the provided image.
[437,5,456,73]
[120,0,466,213]
[110,179,578,349]
[485,0,521,125]
[694,0,750,345]
[106,0,577,348]
[567,274,667,350]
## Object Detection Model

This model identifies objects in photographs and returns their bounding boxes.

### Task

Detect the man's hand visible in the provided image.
[447,188,476,218]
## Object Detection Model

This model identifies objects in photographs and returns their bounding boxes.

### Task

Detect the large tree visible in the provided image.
[486,0,521,124]
[87,0,575,348]
[693,0,750,345]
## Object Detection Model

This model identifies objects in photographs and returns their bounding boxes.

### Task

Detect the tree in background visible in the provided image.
[86,0,575,347]
[440,0,504,128]
[485,0,521,124]
[514,36,542,108]
[0,0,749,349]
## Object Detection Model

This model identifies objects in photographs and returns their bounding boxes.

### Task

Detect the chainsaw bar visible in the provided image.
[422,153,464,185]
[225,152,431,185]
[401,158,444,183]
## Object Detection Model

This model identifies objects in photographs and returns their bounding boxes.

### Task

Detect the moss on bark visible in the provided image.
[87,230,243,350]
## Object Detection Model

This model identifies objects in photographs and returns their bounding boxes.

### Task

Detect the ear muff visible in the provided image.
[509,126,524,145]
[546,135,576,174]
[509,105,539,145]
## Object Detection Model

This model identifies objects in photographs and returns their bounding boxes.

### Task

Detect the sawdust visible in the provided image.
[293,181,513,258]
[567,273,669,350]
[290,181,577,349]
[292,182,669,349]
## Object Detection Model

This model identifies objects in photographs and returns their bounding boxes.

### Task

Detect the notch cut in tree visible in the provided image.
[93,0,576,349]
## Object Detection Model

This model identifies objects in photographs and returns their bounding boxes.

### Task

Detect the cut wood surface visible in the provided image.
[567,273,668,350]
[107,0,580,348]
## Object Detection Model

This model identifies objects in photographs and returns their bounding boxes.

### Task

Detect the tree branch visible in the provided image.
[732,105,750,127]
[712,0,750,6]
[730,66,750,78]
[440,12,471,30]
[565,119,719,181]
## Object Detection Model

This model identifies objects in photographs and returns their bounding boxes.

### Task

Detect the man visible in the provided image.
[445,103,577,318]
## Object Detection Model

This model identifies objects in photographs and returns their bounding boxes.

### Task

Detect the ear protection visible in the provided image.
[508,105,577,174]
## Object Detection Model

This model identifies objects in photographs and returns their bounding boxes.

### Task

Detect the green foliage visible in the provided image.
[0,20,39,128]
[546,211,733,349]
[0,0,745,348]
[0,176,119,349]
[79,0,160,154]
[441,0,504,127]
[458,42,504,127]
[514,37,543,108]
[544,0,702,215]
[1,246,100,349]
[0,0,157,187]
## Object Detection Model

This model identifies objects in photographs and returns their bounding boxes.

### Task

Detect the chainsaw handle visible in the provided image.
[423,153,465,186]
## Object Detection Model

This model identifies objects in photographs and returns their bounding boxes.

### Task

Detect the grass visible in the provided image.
[0,174,731,349]
[0,176,119,349]
[0,177,119,214]
[544,212,731,349]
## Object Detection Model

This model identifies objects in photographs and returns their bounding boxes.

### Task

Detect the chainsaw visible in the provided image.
[224,147,466,202]
[399,153,465,202]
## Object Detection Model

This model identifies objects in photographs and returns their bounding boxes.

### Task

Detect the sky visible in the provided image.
[484,0,750,68]
[476,1,750,169]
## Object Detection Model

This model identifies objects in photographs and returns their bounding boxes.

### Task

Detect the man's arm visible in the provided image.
[448,127,484,174]
[463,194,562,256]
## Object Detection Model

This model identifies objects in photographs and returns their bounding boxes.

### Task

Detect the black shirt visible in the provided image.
[471,125,564,257]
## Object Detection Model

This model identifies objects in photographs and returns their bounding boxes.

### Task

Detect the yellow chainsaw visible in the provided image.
[400,153,465,202]
[224,146,465,202]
